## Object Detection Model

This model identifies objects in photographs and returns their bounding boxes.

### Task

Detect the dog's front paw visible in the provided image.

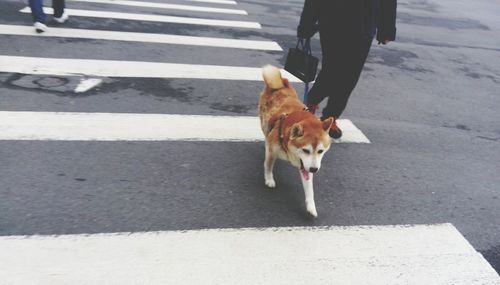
[306,202,318,218]
[265,178,276,188]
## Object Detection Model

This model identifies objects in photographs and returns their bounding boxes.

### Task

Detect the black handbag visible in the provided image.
[284,39,319,83]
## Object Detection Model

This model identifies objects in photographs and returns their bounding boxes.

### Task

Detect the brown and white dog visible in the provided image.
[259,65,333,217]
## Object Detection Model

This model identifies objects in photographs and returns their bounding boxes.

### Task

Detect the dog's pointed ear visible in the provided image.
[291,123,303,139]
[322,117,334,131]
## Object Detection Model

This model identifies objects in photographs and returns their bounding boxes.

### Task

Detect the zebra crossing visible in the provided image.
[67,0,249,15]
[0,111,371,142]
[0,0,499,283]
[19,7,262,28]
[0,55,303,82]
[1,224,498,284]
[0,24,282,50]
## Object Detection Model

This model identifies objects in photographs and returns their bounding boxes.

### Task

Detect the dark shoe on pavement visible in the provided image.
[328,116,342,139]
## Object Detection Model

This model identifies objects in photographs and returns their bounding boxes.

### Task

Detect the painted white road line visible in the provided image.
[0,55,300,81]
[19,7,261,29]
[187,0,237,5]
[74,78,102,93]
[0,224,498,284]
[69,0,248,15]
[333,119,370,143]
[0,25,282,51]
[0,111,369,143]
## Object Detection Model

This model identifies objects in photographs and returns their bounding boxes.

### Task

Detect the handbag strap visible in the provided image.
[299,38,312,103]
[296,38,312,55]
[293,37,314,102]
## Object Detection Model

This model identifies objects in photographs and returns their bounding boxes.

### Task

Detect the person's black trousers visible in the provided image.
[307,35,373,119]
[52,0,65,18]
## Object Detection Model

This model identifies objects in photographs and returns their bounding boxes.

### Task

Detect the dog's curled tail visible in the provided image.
[262,65,284,90]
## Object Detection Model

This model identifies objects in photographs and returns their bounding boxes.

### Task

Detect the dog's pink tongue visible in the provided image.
[301,169,310,180]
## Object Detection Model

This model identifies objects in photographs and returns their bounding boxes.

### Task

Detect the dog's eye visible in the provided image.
[302,149,310,154]
[318,150,324,154]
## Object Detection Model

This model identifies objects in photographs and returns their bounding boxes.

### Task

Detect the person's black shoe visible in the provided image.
[328,116,342,139]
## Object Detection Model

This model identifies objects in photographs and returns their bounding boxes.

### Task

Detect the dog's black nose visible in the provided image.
[309,167,318,173]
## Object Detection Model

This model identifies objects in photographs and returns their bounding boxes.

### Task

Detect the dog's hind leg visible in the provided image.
[300,171,317,217]
[264,141,276,188]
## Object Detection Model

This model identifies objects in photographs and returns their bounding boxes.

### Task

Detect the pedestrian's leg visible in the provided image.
[52,0,65,18]
[322,66,361,118]
[306,67,331,106]
[321,38,373,118]
[29,0,46,23]
[305,32,339,107]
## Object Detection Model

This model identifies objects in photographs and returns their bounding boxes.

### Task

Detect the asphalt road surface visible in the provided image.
[0,0,499,281]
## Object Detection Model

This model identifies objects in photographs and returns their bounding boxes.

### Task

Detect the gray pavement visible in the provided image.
[0,0,499,274]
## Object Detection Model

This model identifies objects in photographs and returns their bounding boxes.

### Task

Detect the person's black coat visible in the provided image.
[297,0,397,43]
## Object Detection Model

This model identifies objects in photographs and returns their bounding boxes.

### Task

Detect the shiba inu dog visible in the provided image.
[259,65,333,217]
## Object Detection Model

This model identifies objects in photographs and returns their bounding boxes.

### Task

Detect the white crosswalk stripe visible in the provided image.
[19,7,261,28]
[0,55,302,81]
[186,0,237,4]
[0,111,370,143]
[0,224,498,284]
[0,24,282,51]
[68,0,248,15]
